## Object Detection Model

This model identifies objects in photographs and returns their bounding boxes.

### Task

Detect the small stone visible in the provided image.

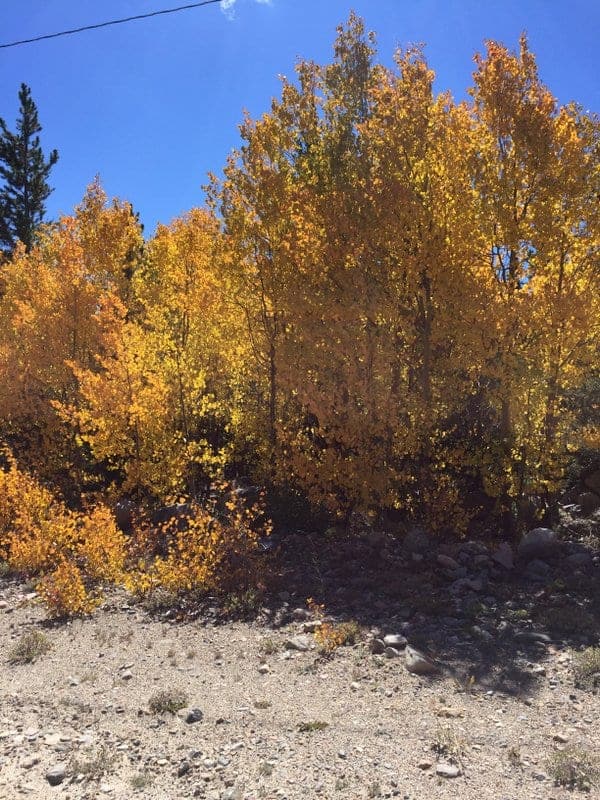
[258,664,270,674]
[437,554,460,570]
[302,620,322,633]
[370,638,385,655]
[492,542,514,570]
[292,607,311,621]
[46,765,67,786]
[384,646,401,659]
[186,708,204,724]
[418,759,433,770]
[178,760,192,777]
[436,763,461,778]
[383,634,407,649]
[553,732,569,743]
[284,635,310,652]
[405,645,440,675]
[121,669,133,680]
[338,750,347,759]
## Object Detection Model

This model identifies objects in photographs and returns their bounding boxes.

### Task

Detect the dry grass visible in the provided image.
[7,629,51,664]
[573,647,600,690]
[148,688,188,714]
[547,746,599,791]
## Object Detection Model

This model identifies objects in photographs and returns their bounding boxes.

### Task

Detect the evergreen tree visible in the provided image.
[0,83,58,253]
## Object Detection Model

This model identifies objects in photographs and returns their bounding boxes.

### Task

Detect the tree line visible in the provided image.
[0,14,598,543]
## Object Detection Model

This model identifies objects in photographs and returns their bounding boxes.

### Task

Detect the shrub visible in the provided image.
[126,484,270,603]
[148,688,188,714]
[573,647,600,690]
[548,747,599,791]
[0,455,126,617]
[7,630,51,664]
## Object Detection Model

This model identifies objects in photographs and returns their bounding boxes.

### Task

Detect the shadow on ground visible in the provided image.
[257,511,600,698]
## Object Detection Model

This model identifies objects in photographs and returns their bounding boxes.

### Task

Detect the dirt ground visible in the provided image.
[1,514,599,799]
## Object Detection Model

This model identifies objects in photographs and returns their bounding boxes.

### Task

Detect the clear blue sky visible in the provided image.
[1,1,598,235]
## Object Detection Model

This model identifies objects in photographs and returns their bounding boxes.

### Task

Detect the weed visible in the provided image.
[537,603,596,637]
[259,637,279,655]
[297,720,329,732]
[573,647,600,690]
[7,630,51,664]
[70,745,116,780]
[432,725,466,767]
[547,747,599,791]
[508,746,522,768]
[130,771,154,790]
[148,688,188,714]
[0,560,10,577]
[259,761,275,777]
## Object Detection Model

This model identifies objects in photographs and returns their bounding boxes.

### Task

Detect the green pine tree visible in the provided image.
[0,83,58,253]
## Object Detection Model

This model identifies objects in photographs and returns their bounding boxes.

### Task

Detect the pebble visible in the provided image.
[45,765,67,786]
[436,763,461,778]
[186,708,204,724]
[284,635,310,652]
[383,634,407,649]
[405,645,440,675]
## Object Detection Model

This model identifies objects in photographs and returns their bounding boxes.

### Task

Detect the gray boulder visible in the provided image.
[492,542,514,570]
[518,528,559,561]
[405,645,440,675]
[403,527,431,555]
[578,492,600,515]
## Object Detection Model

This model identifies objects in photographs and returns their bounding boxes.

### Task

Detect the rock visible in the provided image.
[437,554,460,570]
[436,763,461,778]
[258,664,270,674]
[383,634,407,649]
[186,708,204,724]
[284,635,311,652]
[492,542,514,570]
[370,638,385,655]
[405,645,440,675]
[403,527,431,555]
[302,620,322,633]
[46,765,67,786]
[525,559,551,578]
[515,631,552,644]
[566,551,593,570]
[121,669,133,680]
[553,732,569,743]
[583,469,600,495]
[178,760,191,777]
[578,492,600,515]
[518,528,559,561]
[417,759,433,770]
[292,607,311,621]
[384,646,401,659]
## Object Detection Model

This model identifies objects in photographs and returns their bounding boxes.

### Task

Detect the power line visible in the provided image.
[0,0,223,50]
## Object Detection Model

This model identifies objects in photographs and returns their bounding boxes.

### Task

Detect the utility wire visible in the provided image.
[0,0,223,50]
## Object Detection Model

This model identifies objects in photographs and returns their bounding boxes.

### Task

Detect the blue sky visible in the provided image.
[1,0,598,235]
